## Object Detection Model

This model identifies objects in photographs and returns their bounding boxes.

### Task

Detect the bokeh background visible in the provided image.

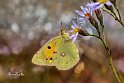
[0,0,124,83]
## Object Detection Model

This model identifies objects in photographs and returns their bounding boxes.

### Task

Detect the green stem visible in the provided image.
[103,8,115,18]
[108,52,122,83]
[112,10,124,28]
[97,30,101,37]
[103,8,124,28]
[101,23,104,34]
[114,5,122,21]
[89,34,100,39]
[89,34,122,83]
[115,18,124,28]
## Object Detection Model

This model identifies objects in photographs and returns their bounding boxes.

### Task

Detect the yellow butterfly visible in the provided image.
[32,29,79,70]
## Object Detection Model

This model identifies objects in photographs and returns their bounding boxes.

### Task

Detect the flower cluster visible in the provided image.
[68,0,113,43]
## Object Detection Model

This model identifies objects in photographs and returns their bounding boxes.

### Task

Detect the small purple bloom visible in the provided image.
[86,1,112,10]
[69,21,81,44]
[69,32,79,44]
[76,6,93,18]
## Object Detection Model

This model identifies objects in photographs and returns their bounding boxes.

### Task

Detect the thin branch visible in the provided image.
[114,6,122,21]
[88,34,122,83]
[103,8,124,28]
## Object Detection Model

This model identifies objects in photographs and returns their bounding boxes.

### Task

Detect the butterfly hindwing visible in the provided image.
[53,34,79,70]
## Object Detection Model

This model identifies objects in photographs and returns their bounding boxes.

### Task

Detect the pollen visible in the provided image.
[84,13,90,17]
[73,28,79,34]
[97,0,107,4]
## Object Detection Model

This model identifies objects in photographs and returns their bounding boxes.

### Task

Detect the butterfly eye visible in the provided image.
[60,52,66,57]
[47,46,51,49]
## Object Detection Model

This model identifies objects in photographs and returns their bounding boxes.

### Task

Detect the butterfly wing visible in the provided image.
[53,34,79,70]
[32,32,79,70]
[32,36,61,66]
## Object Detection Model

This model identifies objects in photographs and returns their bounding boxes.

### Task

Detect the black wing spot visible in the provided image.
[46,59,48,60]
[53,51,57,54]
[47,46,51,49]
[60,52,66,57]
[50,58,52,60]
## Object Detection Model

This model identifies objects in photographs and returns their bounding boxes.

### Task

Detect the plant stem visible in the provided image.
[108,51,122,83]
[101,23,104,34]
[112,10,124,28]
[114,6,122,21]
[102,8,115,18]
[100,38,122,83]
[89,34,122,83]
[115,18,124,28]
[103,8,124,28]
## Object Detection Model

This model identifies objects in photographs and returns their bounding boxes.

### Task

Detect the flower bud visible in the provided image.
[89,16,99,30]
[88,16,101,36]
[95,9,103,26]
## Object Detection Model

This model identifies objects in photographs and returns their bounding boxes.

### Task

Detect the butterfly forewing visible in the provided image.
[32,36,61,66]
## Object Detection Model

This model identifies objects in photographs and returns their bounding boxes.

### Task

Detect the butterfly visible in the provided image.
[32,29,79,70]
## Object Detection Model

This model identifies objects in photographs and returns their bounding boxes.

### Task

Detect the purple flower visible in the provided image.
[76,6,93,18]
[86,0,112,10]
[69,21,81,44]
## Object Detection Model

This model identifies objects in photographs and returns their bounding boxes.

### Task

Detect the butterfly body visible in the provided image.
[32,31,79,70]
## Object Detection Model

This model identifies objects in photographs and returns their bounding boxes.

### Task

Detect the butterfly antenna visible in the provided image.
[60,22,63,29]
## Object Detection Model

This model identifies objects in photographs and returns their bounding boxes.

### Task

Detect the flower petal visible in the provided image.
[80,6,85,10]
[69,34,75,39]
[89,7,93,15]
[72,33,78,44]
[78,17,85,21]
[75,32,79,37]
[72,21,77,28]
[71,25,75,29]
[83,7,87,13]
[86,2,100,7]
[72,36,77,44]
[76,10,85,17]
[106,1,112,6]
[95,4,104,10]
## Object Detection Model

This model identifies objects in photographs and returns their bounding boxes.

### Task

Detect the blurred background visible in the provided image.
[0,0,124,83]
